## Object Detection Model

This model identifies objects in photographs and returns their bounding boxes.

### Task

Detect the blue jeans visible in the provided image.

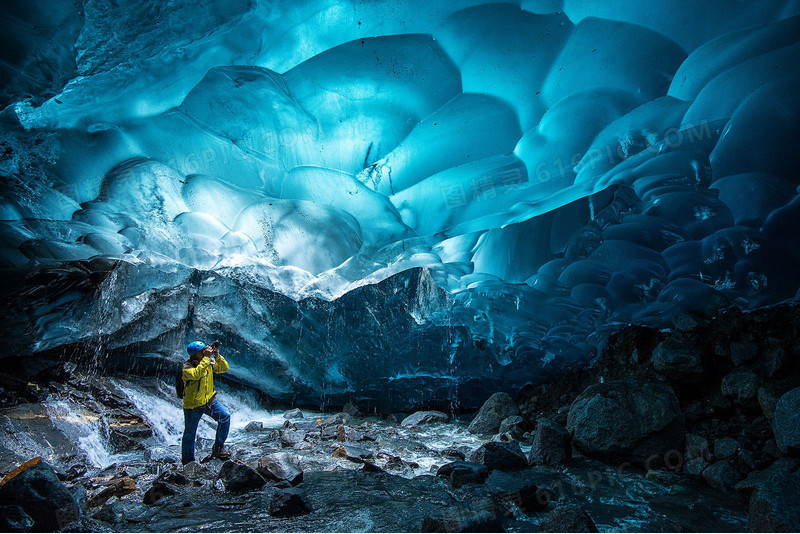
[181,398,230,464]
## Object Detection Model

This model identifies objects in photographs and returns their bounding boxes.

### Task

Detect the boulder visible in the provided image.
[257,453,303,486]
[498,415,526,440]
[142,481,177,505]
[332,444,374,463]
[484,470,551,515]
[0,505,34,532]
[179,461,215,480]
[269,487,311,517]
[748,469,800,532]
[651,338,704,382]
[735,458,800,495]
[0,458,80,532]
[539,504,598,533]
[685,433,711,461]
[218,461,266,493]
[401,411,449,427]
[336,426,365,442]
[566,380,685,467]
[702,461,742,491]
[244,421,264,432]
[714,437,739,460]
[156,471,189,486]
[421,511,502,533]
[436,461,490,489]
[87,476,136,508]
[323,412,352,426]
[283,408,303,419]
[758,388,778,419]
[528,417,570,466]
[468,441,528,471]
[685,457,709,476]
[280,429,306,447]
[764,344,791,378]
[729,342,758,366]
[342,401,362,417]
[773,386,800,454]
[468,392,519,435]
[721,371,759,404]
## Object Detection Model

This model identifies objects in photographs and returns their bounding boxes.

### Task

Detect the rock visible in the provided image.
[498,415,526,440]
[0,458,80,532]
[244,421,264,432]
[342,401,362,417]
[436,461,490,489]
[735,458,800,495]
[729,342,758,366]
[468,441,528,471]
[714,437,739,460]
[218,461,266,493]
[685,457,709,476]
[758,387,778,419]
[156,471,189,486]
[401,411,449,427]
[332,444,374,463]
[179,461,215,480]
[736,449,770,473]
[440,448,466,461]
[336,425,365,442]
[672,313,699,332]
[0,505,34,532]
[645,469,681,485]
[763,439,780,459]
[421,511,502,533]
[142,448,178,464]
[685,433,711,461]
[142,481,177,505]
[283,408,303,419]
[280,429,306,447]
[360,462,386,474]
[651,338,704,382]
[773,386,800,454]
[721,371,759,404]
[468,392,518,435]
[59,464,87,482]
[87,476,136,508]
[764,344,791,378]
[566,380,685,467]
[257,453,303,486]
[484,470,551,515]
[270,487,311,517]
[90,502,123,525]
[539,504,598,533]
[528,417,570,466]
[323,412,352,426]
[702,461,742,491]
[748,469,800,532]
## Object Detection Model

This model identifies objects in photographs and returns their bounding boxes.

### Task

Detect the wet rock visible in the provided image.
[763,439,780,459]
[748,469,800,532]
[0,505,34,532]
[336,425,365,442]
[257,453,303,486]
[421,511,502,533]
[721,371,759,404]
[218,461,266,493]
[485,470,550,515]
[87,476,136,508]
[142,448,178,464]
[735,458,800,495]
[645,469,681,485]
[736,449,770,473]
[142,481,177,505]
[758,388,778,419]
[323,412,352,426]
[498,415,525,440]
[60,464,87,482]
[468,392,518,435]
[685,434,711,461]
[651,338,704,382]
[401,411,448,427]
[764,344,791,378]
[244,421,264,432]
[440,448,466,461]
[156,471,189,486]
[714,438,739,460]
[528,417,570,466]
[332,444,374,463]
[283,408,303,419]
[269,487,312,517]
[280,429,306,447]
[673,313,699,332]
[566,380,684,467]
[179,461,215,480]
[360,462,386,474]
[729,342,758,366]
[773,386,800,454]
[539,504,598,533]
[684,457,709,476]
[342,401,362,417]
[702,461,742,491]
[436,461,490,489]
[90,502,123,525]
[468,441,528,472]
[0,458,80,532]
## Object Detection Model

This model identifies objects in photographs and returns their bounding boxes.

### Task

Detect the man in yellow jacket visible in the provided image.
[181,341,231,464]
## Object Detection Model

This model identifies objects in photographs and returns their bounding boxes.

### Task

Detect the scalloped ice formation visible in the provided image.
[2,1,800,407]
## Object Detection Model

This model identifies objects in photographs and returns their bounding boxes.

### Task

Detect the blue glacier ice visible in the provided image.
[2,0,800,410]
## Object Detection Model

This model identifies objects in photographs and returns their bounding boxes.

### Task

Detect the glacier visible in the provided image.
[2,0,800,410]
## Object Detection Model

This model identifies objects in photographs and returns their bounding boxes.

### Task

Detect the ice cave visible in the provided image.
[1,1,800,532]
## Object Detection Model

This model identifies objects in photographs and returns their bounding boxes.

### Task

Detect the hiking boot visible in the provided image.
[211,444,231,460]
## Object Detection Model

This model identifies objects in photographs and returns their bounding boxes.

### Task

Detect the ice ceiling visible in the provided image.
[2,0,800,408]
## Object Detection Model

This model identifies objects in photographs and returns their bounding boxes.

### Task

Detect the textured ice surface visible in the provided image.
[2,1,800,409]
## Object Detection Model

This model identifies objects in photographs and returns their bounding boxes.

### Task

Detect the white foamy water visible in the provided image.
[44,399,125,468]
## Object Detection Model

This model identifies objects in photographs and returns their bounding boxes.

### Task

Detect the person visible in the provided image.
[181,340,232,464]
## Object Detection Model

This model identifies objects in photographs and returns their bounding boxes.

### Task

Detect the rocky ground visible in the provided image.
[1,304,799,532]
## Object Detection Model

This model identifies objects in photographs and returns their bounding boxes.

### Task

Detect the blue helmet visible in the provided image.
[186,341,206,355]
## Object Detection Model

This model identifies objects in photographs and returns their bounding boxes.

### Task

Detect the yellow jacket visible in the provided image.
[182,355,229,410]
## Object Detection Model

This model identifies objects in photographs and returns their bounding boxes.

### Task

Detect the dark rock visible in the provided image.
[360,462,386,474]
[685,433,711,461]
[342,401,362,417]
[332,444,373,463]
[721,371,759,404]
[773,386,800,454]
[142,481,177,505]
[763,440,780,459]
[337,425,365,442]
[270,487,311,517]
[566,380,685,467]
[87,476,136,508]
[283,408,303,419]
[218,461,266,493]
[714,437,739,460]
[539,504,598,533]
[702,461,742,491]
[484,470,550,515]
[156,471,189,486]
[651,338,704,382]
[645,469,681,485]
[735,458,800,495]
[421,511,503,533]
[179,461,215,480]
[61,464,87,481]
[685,457,709,476]
[529,417,570,466]
[256,453,303,486]
[729,342,758,366]
[468,392,519,435]
[758,388,778,419]
[673,313,699,331]
[468,441,528,471]
[0,505,34,532]
[764,344,791,378]
[280,429,306,447]
[0,458,80,532]
[323,412,352,426]
[436,461,490,489]
[401,411,449,427]
[244,421,264,432]
[498,415,525,440]
[440,448,466,461]
[748,469,800,532]
[90,502,123,525]
[736,449,770,473]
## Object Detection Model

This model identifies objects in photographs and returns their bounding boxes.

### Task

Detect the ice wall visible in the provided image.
[2,1,800,409]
